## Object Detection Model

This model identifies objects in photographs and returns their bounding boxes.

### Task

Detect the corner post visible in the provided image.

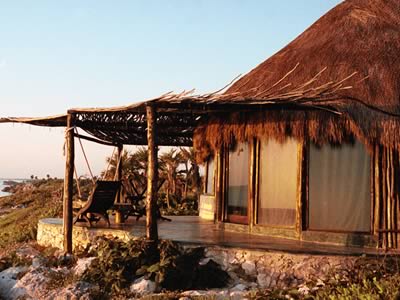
[146,104,158,241]
[63,113,75,253]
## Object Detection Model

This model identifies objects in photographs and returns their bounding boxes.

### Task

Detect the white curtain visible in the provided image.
[309,142,371,232]
[258,138,298,226]
[206,158,215,195]
[228,143,249,216]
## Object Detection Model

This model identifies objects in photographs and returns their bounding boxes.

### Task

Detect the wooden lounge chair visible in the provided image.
[119,176,171,222]
[73,180,121,227]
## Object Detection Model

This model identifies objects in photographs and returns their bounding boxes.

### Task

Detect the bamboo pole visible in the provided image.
[382,148,388,248]
[253,140,260,226]
[117,144,123,203]
[370,147,375,235]
[63,113,75,253]
[296,141,305,237]
[248,139,256,229]
[396,151,399,248]
[374,145,382,246]
[214,149,222,222]
[146,104,158,241]
[388,148,394,247]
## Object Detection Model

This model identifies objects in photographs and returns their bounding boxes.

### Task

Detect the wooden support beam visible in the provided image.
[146,104,158,241]
[117,144,123,203]
[63,113,75,253]
[248,139,257,229]
[73,133,119,147]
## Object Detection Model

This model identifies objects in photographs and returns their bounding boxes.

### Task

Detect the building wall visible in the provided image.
[209,138,400,249]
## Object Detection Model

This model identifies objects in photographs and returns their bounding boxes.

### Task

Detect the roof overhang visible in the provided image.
[3,69,393,148]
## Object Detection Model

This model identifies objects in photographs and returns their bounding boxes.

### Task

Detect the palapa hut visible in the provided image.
[1,0,400,251]
[195,0,400,249]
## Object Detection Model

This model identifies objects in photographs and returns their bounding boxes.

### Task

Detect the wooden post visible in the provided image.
[117,144,123,203]
[63,113,75,253]
[146,104,158,241]
[248,139,257,229]
[114,144,124,224]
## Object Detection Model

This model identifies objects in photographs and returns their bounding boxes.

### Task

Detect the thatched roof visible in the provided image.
[193,0,400,159]
[0,74,357,148]
[227,0,400,106]
[0,115,67,127]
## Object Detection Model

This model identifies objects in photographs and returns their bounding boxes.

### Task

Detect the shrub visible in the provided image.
[79,237,229,295]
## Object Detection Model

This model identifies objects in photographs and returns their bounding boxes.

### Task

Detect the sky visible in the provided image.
[0,0,341,179]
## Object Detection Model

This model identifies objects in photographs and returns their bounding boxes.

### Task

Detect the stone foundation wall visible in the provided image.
[37,218,134,250]
[38,218,362,291]
[199,194,215,220]
[204,247,358,289]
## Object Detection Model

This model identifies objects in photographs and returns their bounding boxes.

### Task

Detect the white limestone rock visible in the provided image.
[15,244,41,260]
[73,257,96,277]
[130,277,156,295]
[214,290,230,300]
[257,273,271,288]
[199,257,210,266]
[31,257,47,269]
[13,267,52,299]
[0,266,29,300]
[231,283,247,291]
[229,290,247,300]
[181,290,209,297]
[47,281,97,300]
[241,261,256,276]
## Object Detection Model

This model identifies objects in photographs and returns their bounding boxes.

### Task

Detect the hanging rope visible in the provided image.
[113,149,124,181]
[74,166,82,198]
[102,147,117,180]
[74,128,96,184]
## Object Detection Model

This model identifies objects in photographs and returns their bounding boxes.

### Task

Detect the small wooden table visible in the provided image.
[112,203,133,224]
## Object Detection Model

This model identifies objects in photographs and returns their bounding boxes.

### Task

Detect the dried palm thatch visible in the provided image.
[194,0,400,161]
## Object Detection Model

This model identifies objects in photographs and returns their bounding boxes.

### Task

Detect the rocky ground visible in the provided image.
[1,181,400,299]
[2,241,400,300]
[0,243,260,300]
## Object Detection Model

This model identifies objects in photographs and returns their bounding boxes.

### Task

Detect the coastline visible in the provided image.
[0,179,25,197]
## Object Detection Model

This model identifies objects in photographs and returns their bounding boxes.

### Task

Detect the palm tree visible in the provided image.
[101,149,132,180]
[159,149,183,208]
[127,147,149,193]
[180,147,201,198]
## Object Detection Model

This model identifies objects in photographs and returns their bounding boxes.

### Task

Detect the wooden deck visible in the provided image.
[73,216,398,256]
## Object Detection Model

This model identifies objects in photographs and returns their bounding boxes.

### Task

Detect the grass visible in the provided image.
[0,179,64,251]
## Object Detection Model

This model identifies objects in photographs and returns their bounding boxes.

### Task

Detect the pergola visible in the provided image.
[0,70,366,253]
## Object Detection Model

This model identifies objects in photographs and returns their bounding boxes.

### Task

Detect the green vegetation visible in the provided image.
[309,256,400,300]
[0,179,64,250]
[104,146,202,216]
[245,256,400,300]
[79,237,229,296]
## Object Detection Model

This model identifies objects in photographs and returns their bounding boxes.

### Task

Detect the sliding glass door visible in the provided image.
[227,143,249,224]
[257,138,298,227]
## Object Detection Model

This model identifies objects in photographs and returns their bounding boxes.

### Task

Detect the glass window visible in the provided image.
[206,158,215,194]
[258,138,298,227]
[227,143,249,221]
[309,141,370,232]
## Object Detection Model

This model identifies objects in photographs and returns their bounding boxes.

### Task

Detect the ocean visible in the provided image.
[0,179,24,197]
